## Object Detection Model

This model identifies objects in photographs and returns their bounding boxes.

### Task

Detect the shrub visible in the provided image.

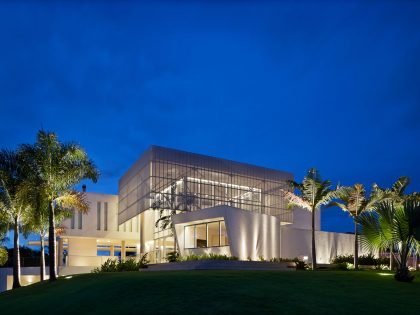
[293,258,308,270]
[166,251,180,262]
[374,264,390,271]
[336,262,348,270]
[332,254,387,266]
[258,256,265,262]
[358,254,380,266]
[336,262,355,270]
[269,257,295,263]
[181,253,238,261]
[332,255,353,264]
[0,247,7,266]
[92,253,149,273]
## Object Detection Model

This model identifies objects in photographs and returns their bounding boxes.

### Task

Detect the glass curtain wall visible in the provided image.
[119,146,293,262]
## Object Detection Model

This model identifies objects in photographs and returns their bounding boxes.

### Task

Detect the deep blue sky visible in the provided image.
[1,1,420,234]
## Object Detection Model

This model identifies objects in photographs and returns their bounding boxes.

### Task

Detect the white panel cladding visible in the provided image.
[67,238,97,257]
[280,227,371,264]
[62,192,139,241]
[173,205,281,260]
[287,207,321,231]
[224,207,281,260]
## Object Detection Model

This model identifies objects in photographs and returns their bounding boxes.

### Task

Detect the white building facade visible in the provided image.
[1,146,362,291]
[118,146,362,264]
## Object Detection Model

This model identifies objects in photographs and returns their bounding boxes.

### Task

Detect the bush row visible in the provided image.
[331,254,388,266]
[165,252,240,262]
[92,254,149,273]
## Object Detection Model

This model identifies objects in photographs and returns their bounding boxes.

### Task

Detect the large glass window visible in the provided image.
[207,222,220,247]
[196,224,207,248]
[184,221,228,249]
[185,225,195,249]
[220,221,228,246]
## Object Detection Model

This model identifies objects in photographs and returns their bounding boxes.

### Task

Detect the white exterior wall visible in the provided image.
[60,192,140,267]
[62,192,139,241]
[173,206,282,260]
[286,207,320,231]
[140,209,155,253]
[173,205,360,263]
[280,227,367,264]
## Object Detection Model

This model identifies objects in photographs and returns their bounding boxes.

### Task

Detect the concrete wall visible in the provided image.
[62,192,139,241]
[280,227,367,264]
[285,207,320,231]
[0,266,96,292]
[140,209,155,253]
[173,205,361,263]
[173,205,282,260]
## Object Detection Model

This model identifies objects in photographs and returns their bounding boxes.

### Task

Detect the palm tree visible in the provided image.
[0,149,28,289]
[282,168,340,270]
[0,213,8,267]
[19,130,99,281]
[328,184,386,269]
[373,176,410,270]
[19,182,74,281]
[358,196,420,282]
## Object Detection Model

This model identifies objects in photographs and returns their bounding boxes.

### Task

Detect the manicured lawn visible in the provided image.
[0,270,419,314]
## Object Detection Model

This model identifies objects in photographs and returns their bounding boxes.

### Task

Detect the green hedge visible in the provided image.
[92,254,149,273]
[180,253,239,261]
[331,254,388,266]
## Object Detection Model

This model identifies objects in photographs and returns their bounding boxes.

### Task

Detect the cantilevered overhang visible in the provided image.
[173,205,282,260]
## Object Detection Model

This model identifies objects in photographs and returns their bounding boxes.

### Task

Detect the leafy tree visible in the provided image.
[282,168,341,269]
[328,183,386,269]
[0,247,7,266]
[19,130,99,281]
[358,196,420,282]
[0,149,28,288]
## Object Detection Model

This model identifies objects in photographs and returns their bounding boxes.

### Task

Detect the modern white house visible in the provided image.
[117,146,360,263]
[1,145,363,291]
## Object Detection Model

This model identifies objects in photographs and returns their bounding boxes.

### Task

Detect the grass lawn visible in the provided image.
[0,270,419,314]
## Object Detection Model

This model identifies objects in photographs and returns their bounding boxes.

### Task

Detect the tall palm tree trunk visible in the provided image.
[40,233,45,281]
[354,221,359,269]
[389,244,394,270]
[311,209,316,270]
[48,200,57,281]
[12,216,21,289]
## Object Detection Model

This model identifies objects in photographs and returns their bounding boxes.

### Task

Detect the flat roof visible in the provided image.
[120,145,293,187]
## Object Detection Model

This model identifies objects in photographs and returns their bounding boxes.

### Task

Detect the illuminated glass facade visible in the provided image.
[119,146,294,225]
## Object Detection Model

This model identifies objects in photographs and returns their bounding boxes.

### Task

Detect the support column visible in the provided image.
[110,245,115,257]
[121,240,126,261]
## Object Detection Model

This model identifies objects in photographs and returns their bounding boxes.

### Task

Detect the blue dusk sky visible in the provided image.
[1,1,420,234]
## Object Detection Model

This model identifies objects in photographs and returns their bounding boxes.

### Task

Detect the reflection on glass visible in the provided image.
[196,224,207,248]
[185,226,195,248]
[220,221,228,246]
[207,222,220,247]
[184,221,228,248]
